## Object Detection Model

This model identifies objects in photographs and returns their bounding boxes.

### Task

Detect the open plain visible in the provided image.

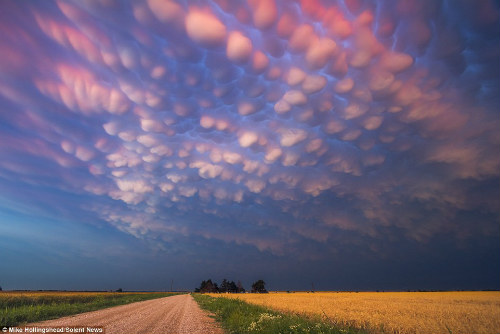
[24,294,222,334]
[213,291,500,334]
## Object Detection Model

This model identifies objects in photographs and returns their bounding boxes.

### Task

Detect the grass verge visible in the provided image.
[0,292,182,326]
[193,294,367,334]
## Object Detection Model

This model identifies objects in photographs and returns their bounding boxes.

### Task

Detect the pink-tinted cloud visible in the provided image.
[0,0,498,262]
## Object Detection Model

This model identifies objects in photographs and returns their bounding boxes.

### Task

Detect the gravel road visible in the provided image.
[30,294,224,334]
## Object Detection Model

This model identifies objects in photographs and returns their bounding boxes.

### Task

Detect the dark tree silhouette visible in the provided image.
[251,279,268,293]
[197,279,219,293]
[219,279,230,293]
[219,279,239,293]
[228,280,238,293]
[195,279,246,293]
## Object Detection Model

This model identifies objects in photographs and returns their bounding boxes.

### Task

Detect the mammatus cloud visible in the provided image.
[0,0,498,259]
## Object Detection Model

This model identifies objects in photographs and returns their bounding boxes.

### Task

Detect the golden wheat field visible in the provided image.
[212,291,500,334]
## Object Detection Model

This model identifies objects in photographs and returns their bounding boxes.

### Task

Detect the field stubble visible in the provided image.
[212,291,500,334]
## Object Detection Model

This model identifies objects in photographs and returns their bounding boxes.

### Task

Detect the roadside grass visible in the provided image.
[193,294,368,334]
[0,291,182,326]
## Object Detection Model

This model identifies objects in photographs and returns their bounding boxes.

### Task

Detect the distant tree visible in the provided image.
[219,279,240,293]
[0,285,2,291]
[195,279,245,293]
[228,281,238,293]
[198,279,219,293]
[116,288,123,292]
[236,281,245,293]
[219,279,230,293]
[251,280,267,293]
[196,280,206,293]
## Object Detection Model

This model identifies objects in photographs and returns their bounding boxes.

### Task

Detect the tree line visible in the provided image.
[195,279,267,293]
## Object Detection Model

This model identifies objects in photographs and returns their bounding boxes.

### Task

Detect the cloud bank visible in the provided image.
[0,0,498,266]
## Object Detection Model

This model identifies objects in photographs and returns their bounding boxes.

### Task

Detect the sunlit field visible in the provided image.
[211,291,500,334]
[0,291,179,326]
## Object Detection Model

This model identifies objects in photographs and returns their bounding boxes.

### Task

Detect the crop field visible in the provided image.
[194,293,365,334]
[211,291,500,334]
[0,291,179,326]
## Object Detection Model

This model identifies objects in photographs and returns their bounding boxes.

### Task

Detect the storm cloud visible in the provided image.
[0,0,498,290]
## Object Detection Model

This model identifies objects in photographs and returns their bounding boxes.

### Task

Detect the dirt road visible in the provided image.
[30,294,224,334]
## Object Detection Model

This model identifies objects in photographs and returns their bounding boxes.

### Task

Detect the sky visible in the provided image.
[0,0,499,292]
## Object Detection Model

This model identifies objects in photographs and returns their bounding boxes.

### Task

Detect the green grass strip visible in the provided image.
[193,294,367,334]
[1,292,182,326]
